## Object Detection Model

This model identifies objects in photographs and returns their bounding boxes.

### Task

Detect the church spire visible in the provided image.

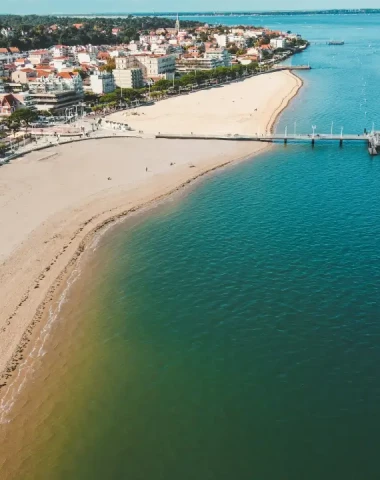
[175,13,180,34]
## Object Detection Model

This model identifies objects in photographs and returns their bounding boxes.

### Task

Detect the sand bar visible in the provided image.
[0,70,302,399]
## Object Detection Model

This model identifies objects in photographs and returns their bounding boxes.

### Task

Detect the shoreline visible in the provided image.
[0,71,303,411]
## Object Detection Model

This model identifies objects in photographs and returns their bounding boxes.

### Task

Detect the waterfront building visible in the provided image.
[90,72,116,94]
[28,72,83,112]
[113,68,143,89]
[176,56,224,73]
[204,48,231,67]
[270,38,289,49]
[134,54,176,78]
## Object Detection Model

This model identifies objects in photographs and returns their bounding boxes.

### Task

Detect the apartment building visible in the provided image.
[113,68,143,89]
[135,54,176,78]
[176,56,224,73]
[90,71,116,94]
[28,72,83,112]
[204,48,231,67]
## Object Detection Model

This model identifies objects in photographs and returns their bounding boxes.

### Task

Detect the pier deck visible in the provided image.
[156,132,380,155]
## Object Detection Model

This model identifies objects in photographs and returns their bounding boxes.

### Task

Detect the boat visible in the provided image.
[327,40,345,45]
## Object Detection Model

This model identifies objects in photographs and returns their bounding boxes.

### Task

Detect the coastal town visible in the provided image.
[0,15,307,156]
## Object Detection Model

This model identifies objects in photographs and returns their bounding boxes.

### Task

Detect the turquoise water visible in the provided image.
[7,14,380,480]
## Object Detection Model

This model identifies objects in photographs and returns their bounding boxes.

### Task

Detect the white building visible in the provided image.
[28,50,51,66]
[28,72,84,111]
[227,35,247,49]
[115,56,139,69]
[135,54,176,78]
[113,68,143,89]
[215,34,228,48]
[90,72,115,94]
[270,38,288,49]
[52,57,72,72]
[77,52,97,64]
[176,56,224,73]
[204,48,231,67]
[53,45,69,58]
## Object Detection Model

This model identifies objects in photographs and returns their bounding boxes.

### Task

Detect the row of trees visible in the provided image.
[154,63,260,90]
[0,15,202,50]
[86,62,262,112]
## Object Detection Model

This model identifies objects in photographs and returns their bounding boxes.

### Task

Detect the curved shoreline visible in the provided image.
[0,71,303,405]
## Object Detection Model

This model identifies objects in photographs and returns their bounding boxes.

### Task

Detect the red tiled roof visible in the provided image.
[30,49,49,55]
[57,72,78,79]
[0,94,17,108]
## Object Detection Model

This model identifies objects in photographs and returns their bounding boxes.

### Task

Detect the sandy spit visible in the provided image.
[0,70,302,393]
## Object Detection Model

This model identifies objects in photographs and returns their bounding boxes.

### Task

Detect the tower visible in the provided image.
[175,13,180,35]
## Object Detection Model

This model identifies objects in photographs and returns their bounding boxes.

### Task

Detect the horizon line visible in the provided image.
[1,8,380,16]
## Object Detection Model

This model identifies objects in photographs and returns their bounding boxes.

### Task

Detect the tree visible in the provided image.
[99,57,116,73]
[227,44,239,55]
[9,108,38,132]
[152,79,171,91]
[73,68,89,80]
[246,37,255,48]
[5,118,21,137]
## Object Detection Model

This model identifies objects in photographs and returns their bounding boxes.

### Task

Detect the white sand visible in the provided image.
[108,71,299,136]
[0,70,302,392]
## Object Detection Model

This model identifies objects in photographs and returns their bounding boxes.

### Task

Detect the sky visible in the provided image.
[1,0,380,15]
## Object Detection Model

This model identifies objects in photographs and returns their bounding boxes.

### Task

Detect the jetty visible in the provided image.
[272,65,311,71]
[156,131,380,156]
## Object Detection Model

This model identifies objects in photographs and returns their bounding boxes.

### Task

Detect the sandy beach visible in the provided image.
[108,70,300,136]
[0,70,302,399]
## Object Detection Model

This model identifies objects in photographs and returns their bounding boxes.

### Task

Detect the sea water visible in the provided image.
[2,13,380,480]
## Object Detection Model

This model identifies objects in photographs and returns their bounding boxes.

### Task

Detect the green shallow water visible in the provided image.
[3,13,380,480]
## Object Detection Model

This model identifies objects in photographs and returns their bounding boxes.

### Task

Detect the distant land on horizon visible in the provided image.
[50,8,380,17]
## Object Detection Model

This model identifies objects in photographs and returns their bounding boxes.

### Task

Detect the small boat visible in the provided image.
[327,40,345,45]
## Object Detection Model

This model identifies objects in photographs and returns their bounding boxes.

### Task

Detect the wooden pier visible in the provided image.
[156,131,380,155]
